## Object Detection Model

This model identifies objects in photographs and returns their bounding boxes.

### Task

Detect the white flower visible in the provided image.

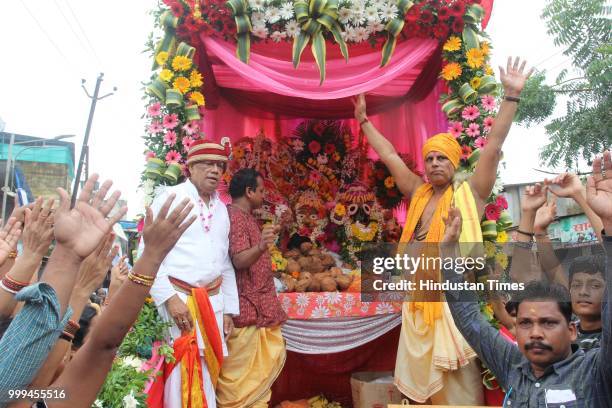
[121,356,144,370]
[317,154,329,165]
[338,7,352,24]
[93,400,104,408]
[366,21,385,33]
[143,178,155,195]
[270,30,287,42]
[122,391,139,408]
[296,293,310,307]
[248,0,265,11]
[375,302,395,314]
[280,2,294,20]
[380,3,398,21]
[354,26,369,42]
[251,11,266,26]
[265,7,281,23]
[311,305,331,318]
[325,291,342,304]
[252,24,269,39]
[372,0,386,9]
[340,30,348,41]
[365,6,379,22]
[350,8,366,26]
[285,20,300,38]
[345,26,358,42]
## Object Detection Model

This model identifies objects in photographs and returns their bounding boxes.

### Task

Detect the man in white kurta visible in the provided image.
[142,140,239,408]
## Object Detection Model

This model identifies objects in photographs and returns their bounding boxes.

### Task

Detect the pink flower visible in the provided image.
[466,123,481,138]
[481,95,496,112]
[162,113,179,130]
[475,137,488,149]
[496,195,509,210]
[448,121,463,138]
[163,130,177,146]
[462,105,480,121]
[148,120,163,134]
[165,150,181,164]
[182,136,195,152]
[145,151,156,159]
[483,116,495,133]
[147,102,162,117]
[183,121,199,136]
[485,203,501,221]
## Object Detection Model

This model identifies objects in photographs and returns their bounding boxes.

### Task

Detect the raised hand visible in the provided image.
[141,193,197,264]
[534,195,557,234]
[0,217,21,265]
[521,183,548,213]
[21,197,55,258]
[442,207,462,244]
[545,173,583,199]
[110,255,129,285]
[586,150,612,229]
[352,93,367,123]
[54,174,127,259]
[499,57,534,98]
[75,234,118,294]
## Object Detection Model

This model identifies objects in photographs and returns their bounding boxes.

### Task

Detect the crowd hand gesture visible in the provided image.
[75,234,118,295]
[534,195,557,235]
[259,224,280,251]
[54,174,126,260]
[521,183,548,213]
[352,93,367,123]
[110,255,129,285]
[21,197,55,258]
[545,173,584,199]
[586,150,612,230]
[442,207,462,244]
[499,57,534,98]
[0,217,22,265]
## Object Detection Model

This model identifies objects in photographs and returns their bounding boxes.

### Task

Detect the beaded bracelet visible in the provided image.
[128,272,154,287]
[0,280,17,295]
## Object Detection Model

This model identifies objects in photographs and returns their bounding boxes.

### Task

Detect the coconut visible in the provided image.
[320,276,338,292]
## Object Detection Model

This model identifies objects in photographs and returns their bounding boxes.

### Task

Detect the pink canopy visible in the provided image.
[197,0,493,168]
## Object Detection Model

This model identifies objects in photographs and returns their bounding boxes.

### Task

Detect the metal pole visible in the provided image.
[1,133,15,224]
[71,73,104,207]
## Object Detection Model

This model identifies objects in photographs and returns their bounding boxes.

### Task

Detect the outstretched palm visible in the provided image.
[521,183,547,213]
[499,57,534,97]
[586,151,612,222]
[54,175,127,259]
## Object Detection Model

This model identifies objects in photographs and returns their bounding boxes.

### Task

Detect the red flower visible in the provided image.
[461,144,473,160]
[437,6,451,21]
[170,3,184,17]
[375,168,386,180]
[417,25,431,38]
[404,21,420,36]
[452,17,465,33]
[308,141,321,154]
[496,195,509,210]
[451,2,466,16]
[485,203,501,221]
[404,5,421,21]
[433,23,450,39]
[313,122,325,136]
[324,143,336,154]
[420,9,434,24]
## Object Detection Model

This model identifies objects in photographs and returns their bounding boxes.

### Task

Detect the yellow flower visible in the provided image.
[443,36,462,52]
[190,70,204,87]
[484,241,497,258]
[333,152,340,161]
[172,76,191,94]
[384,176,395,189]
[481,41,490,56]
[155,51,169,66]
[496,231,508,244]
[495,252,509,270]
[334,203,346,217]
[441,62,462,81]
[172,55,193,71]
[485,65,494,76]
[160,68,173,82]
[233,146,245,159]
[470,76,482,89]
[189,91,205,106]
[466,48,485,69]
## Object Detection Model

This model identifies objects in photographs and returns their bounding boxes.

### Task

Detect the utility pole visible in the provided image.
[71,73,116,207]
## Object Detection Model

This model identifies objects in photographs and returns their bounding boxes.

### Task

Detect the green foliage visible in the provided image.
[95,361,152,408]
[518,0,612,168]
[118,301,172,360]
[515,71,556,126]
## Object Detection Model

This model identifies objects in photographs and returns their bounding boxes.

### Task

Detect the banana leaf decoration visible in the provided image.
[442,76,498,118]
[380,0,413,67]
[292,0,348,85]
[152,11,178,70]
[227,0,252,63]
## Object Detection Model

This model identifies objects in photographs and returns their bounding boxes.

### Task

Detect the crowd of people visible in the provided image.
[0,54,608,408]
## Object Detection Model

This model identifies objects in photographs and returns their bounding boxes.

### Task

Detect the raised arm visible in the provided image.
[533,194,569,287]
[353,94,423,197]
[48,195,196,408]
[470,57,534,205]
[585,151,612,380]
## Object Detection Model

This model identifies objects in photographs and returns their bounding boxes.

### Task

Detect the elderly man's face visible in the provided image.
[424,151,455,187]
[189,160,226,195]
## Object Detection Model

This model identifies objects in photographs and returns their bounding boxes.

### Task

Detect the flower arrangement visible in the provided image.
[370,155,421,209]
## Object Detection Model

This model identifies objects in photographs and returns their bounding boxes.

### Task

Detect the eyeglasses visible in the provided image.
[195,160,227,172]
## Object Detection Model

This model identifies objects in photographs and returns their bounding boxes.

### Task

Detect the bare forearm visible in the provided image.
[535,235,567,288]
[573,192,604,241]
[0,253,44,318]
[0,258,15,279]
[232,245,264,270]
[40,246,83,317]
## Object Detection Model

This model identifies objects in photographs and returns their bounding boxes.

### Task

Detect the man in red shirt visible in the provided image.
[217,168,287,408]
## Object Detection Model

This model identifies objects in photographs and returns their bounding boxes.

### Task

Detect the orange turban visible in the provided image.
[422,133,462,169]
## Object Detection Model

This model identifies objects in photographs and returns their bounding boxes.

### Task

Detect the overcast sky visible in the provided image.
[0,0,579,217]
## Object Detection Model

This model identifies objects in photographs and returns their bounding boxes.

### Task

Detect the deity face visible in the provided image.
[296,204,324,229]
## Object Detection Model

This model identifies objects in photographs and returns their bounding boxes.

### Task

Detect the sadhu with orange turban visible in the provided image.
[352,56,533,405]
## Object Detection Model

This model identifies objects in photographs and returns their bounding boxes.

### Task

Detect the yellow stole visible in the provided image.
[399,181,482,326]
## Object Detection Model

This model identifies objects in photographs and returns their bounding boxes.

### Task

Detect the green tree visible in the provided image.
[516,0,611,168]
